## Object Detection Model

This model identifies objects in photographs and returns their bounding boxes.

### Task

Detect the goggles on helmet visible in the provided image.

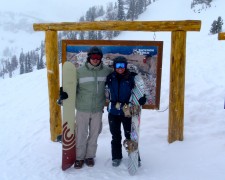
[90,54,102,60]
[115,62,126,69]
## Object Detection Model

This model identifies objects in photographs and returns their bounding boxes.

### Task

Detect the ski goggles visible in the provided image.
[115,62,126,69]
[90,54,102,60]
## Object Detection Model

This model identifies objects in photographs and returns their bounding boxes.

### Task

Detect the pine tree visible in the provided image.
[97,31,103,40]
[210,16,223,34]
[206,0,212,5]
[6,60,12,78]
[26,53,33,73]
[66,32,77,39]
[191,0,213,8]
[39,41,45,68]
[147,0,151,5]
[86,6,97,21]
[127,0,136,21]
[11,55,18,71]
[105,31,114,40]
[97,6,105,17]
[127,0,142,20]
[79,31,85,40]
[19,51,25,74]
[24,54,28,73]
[0,63,6,79]
[136,0,144,15]
[113,31,120,37]
[117,0,125,21]
[88,31,97,40]
[105,2,117,20]
[30,50,38,67]
[38,54,45,70]
[0,68,3,79]
[217,16,223,33]
[143,0,148,10]
[78,16,86,40]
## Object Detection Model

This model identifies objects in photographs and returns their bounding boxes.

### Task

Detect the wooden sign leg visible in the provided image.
[168,31,186,143]
[45,30,62,141]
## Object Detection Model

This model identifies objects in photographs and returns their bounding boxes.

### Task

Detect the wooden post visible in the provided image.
[218,32,225,40]
[168,31,186,143]
[45,30,62,141]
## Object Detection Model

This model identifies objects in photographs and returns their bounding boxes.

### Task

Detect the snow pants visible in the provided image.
[76,111,103,160]
[108,113,131,160]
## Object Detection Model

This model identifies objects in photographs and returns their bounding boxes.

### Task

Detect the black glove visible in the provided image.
[56,134,62,143]
[57,87,68,105]
[59,87,68,100]
[138,94,146,105]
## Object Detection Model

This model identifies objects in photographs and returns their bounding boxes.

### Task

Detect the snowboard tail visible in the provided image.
[62,122,76,170]
[127,75,145,175]
[61,61,77,171]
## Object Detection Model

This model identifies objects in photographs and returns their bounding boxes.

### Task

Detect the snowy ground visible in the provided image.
[1,0,225,180]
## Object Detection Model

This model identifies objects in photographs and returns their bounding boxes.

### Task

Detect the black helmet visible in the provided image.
[87,46,103,64]
[87,46,103,57]
[113,56,128,69]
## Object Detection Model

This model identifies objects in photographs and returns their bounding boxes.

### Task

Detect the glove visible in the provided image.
[57,87,68,105]
[138,94,146,105]
[59,87,68,100]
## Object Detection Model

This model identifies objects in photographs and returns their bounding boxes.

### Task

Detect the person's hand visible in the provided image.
[59,87,68,100]
[57,87,68,105]
[138,94,146,105]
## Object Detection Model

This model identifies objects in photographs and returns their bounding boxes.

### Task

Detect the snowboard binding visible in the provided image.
[123,139,138,153]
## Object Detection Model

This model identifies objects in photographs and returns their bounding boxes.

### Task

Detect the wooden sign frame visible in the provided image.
[62,40,163,110]
[33,20,201,143]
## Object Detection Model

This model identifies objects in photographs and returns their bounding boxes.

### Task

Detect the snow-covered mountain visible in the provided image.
[0,0,223,70]
[0,12,43,33]
[1,0,225,180]
[0,11,45,58]
[0,0,117,58]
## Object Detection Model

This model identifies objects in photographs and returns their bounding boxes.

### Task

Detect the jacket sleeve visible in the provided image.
[133,74,147,106]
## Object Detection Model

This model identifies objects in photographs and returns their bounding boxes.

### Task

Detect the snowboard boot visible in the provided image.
[112,159,121,167]
[74,160,84,169]
[138,160,141,167]
[85,158,95,167]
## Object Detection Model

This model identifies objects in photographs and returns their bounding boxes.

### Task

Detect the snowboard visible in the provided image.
[61,61,77,171]
[127,74,145,175]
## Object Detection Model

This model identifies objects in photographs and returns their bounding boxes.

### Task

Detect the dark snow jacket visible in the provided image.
[106,70,136,116]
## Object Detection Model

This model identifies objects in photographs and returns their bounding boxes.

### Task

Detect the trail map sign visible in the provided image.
[62,40,163,109]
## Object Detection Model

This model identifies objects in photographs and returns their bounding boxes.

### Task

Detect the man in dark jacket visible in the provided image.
[106,56,146,167]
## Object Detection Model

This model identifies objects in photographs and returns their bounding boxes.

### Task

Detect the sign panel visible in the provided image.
[62,40,163,109]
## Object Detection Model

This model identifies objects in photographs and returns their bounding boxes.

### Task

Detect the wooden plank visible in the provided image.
[33,20,201,32]
[218,32,225,40]
[168,31,186,143]
[45,30,62,141]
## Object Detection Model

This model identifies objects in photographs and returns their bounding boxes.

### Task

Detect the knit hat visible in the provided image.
[113,56,128,69]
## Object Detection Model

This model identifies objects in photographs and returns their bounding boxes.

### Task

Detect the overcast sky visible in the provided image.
[0,0,116,22]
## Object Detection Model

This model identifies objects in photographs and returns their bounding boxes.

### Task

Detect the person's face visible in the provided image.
[115,62,126,74]
[115,68,125,74]
[89,54,102,66]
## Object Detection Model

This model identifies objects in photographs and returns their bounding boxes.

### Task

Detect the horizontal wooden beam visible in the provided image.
[33,20,201,32]
[218,32,225,40]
